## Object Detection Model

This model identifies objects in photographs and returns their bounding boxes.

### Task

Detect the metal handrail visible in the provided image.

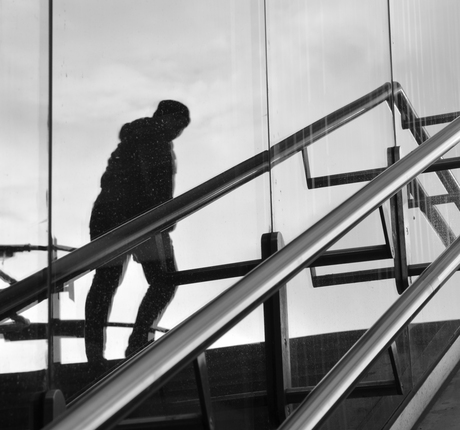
[43,110,460,430]
[0,83,392,322]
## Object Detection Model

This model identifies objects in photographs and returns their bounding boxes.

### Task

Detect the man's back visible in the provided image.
[93,116,176,231]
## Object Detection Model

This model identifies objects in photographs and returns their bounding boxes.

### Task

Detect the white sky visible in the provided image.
[1,0,460,370]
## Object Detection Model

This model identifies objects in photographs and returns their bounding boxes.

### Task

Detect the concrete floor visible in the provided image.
[414,365,460,430]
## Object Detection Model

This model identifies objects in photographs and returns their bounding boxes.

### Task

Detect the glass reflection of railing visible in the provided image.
[0,83,393,323]
[43,109,460,430]
[0,243,76,332]
[0,243,76,283]
[305,83,460,293]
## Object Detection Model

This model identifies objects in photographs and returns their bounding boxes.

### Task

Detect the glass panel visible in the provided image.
[267,0,395,395]
[318,1,460,428]
[51,0,270,417]
[266,0,395,236]
[391,0,460,425]
[121,305,267,429]
[0,3,49,284]
[207,315,269,429]
[391,0,460,118]
[0,0,50,428]
[265,1,412,428]
[410,275,460,384]
[266,0,396,338]
[314,329,412,430]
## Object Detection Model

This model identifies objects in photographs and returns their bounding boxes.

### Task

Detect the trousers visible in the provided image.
[84,231,177,361]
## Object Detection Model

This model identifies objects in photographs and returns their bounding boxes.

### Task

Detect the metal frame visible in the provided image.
[305,84,460,291]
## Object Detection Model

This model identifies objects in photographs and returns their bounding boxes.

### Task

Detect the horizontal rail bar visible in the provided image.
[0,83,393,322]
[0,244,76,255]
[312,245,392,266]
[307,156,460,189]
[312,267,395,287]
[307,168,385,188]
[170,259,261,285]
[409,192,460,207]
[43,105,460,430]
[423,156,460,173]
[307,154,460,190]
[402,111,460,129]
[311,261,460,287]
[285,380,400,403]
[2,320,167,341]
[117,414,203,429]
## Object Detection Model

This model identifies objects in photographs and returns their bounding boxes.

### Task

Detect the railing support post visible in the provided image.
[388,147,411,294]
[262,232,292,426]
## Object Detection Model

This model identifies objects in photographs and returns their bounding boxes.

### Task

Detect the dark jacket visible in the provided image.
[90,117,176,238]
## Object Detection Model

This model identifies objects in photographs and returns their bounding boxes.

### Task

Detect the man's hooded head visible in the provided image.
[153,100,191,135]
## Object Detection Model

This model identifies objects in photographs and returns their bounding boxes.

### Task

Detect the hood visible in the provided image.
[119,117,158,140]
[119,116,183,142]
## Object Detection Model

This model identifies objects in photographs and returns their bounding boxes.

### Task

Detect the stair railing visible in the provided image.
[0,83,392,322]
[42,110,460,430]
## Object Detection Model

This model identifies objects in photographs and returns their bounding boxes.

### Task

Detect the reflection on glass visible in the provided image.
[0,3,49,281]
[391,0,460,117]
[266,2,397,407]
[51,0,270,411]
[0,1,50,429]
[410,275,460,383]
[0,1,49,365]
[206,307,268,430]
[392,3,460,426]
[85,100,191,364]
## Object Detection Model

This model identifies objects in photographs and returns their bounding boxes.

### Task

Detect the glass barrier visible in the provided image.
[391,0,460,119]
[314,2,460,428]
[391,1,460,426]
[4,0,460,429]
[0,1,50,428]
[123,306,268,429]
[265,5,400,429]
[266,0,397,340]
[51,0,271,411]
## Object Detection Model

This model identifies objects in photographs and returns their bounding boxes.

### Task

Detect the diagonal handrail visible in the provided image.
[42,109,460,430]
[0,83,392,322]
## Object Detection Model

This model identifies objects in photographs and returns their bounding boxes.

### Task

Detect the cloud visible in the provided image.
[391,0,460,114]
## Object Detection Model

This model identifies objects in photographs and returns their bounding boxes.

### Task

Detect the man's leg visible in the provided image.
[126,233,177,357]
[85,262,125,362]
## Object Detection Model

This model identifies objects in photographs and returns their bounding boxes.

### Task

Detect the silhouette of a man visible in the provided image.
[85,100,190,363]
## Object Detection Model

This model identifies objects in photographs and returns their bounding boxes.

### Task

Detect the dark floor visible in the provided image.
[414,365,460,430]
